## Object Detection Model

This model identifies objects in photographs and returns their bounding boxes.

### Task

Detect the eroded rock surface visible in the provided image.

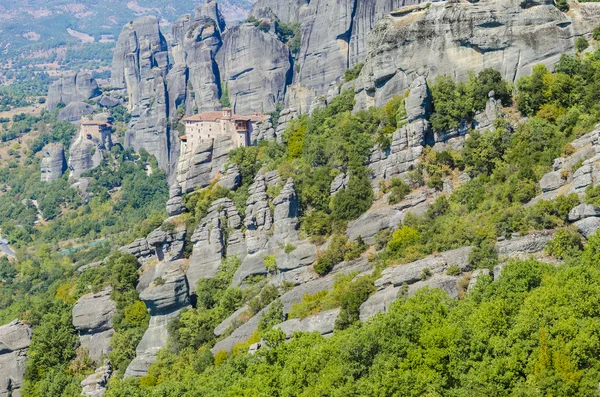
[48,72,100,111]
[72,287,117,362]
[40,143,66,182]
[0,320,32,397]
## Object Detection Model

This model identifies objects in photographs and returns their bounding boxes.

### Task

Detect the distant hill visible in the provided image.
[0,0,255,65]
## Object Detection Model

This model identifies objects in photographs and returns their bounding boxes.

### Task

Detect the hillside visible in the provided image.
[4,1,600,397]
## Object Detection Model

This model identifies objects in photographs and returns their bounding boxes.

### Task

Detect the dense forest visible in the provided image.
[5,37,600,396]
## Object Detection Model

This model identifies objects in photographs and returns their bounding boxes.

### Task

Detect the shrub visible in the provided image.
[469,240,498,270]
[546,227,583,259]
[386,226,421,259]
[576,37,589,53]
[264,255,278,273]
[387,178,411,205]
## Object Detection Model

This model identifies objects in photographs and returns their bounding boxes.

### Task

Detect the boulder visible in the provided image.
[72,287,117,362]
[496,232,553,259]
[58,101,94,123]
[568,204,600,222]
[72,287,116,334]
[145,223,186,263]
[275,243,317,271]
[375,247,471,288]
[139,261,190,315]
[216,164,241,191]
[40,143,66,182]
[81,360,112,397]
[574,217,600,239]
[276,309,340,338]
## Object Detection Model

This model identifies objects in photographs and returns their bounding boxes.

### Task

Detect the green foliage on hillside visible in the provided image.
[106,249,600,396]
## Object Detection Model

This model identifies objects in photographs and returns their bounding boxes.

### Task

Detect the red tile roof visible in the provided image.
[183,110,266,123]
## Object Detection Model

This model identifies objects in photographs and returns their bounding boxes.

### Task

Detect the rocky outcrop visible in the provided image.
[81,361,112,397]
[0,320,32,397]
[216,163,241,191]
[375,247,471,289]
[176,135,236,194]
[165,183,185,217]
[532,125,600,203]
[276,308,339,338]
[112,16,171,173]
[187,198,246,291]
[126,260,190,378]
[47,72,100,111]
[568,204,600,222]
[58,102,94,123]
[146,223,186,263]
[40,143,66,182]
[574,217,600,239]
[347,190,432,244]
[67,121,113,180]
[119,238,153,263]
[72,287,117,362]
[496,232,554,259]
[368,76,431,188]
[168,10,222,117]
[216,23,291,115]
[272,178,299,245]
[354,0,600,110]
[244,173,274,254]
[360,274,461,321]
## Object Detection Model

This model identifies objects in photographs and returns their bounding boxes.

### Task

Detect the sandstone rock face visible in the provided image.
[112,16,171,173]
[276,308,340,338]
[119,238,153,263]
[367,77,432,188]
[72,287,117,362]
[275,243,317,271]
[216,163,241,191]
[139,261,190,314]
[126,260,190,378]
[67,122,113,180]
[81,361,112,397]
[375,247,471,289]
[569,204,600,222]
[0,320,32,397]
[531,126,600,203]
[360,274,461,321]
[496,232,553,259]
[272,178,299,245]
[187,198,245,291]
[244,173,274,254]
[177,135,236,194]
[58,101,94,123]
[146,223,187,263]
[48,72,100,111]
[125,309,184,378]
[165,183,185,217]
[40,143,66,182]
[575,217,600,239]
[250,0,308,23]
[217,23,291,115]
[354,0,600,110]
